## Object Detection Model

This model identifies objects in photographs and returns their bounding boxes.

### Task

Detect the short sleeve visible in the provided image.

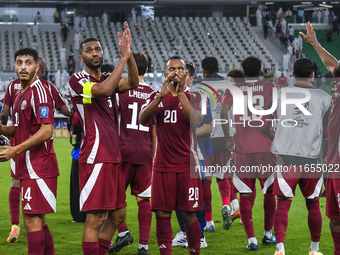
[69,74,95,104]
[223,88,233,106]
[3,82,13,107]
[32,85,54,125]
[48,82,65,110]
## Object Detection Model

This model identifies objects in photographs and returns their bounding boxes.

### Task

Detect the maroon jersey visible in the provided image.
[324,78,340,165]
[223,80,280,153]
[12,79,59,180]
[118,82,154,165]
[69,71,121,164]
[4,78,64,110]
[147,88,201,172]
[42,80,66,110]
[3,79,21,108]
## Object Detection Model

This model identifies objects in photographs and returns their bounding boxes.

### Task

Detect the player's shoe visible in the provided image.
[138,243,150,255]
[274,250,285,255]
[203,221,216,232]
[232,209,240,221]
[262,234,276,245]
[246,243,259,251]
[222,205,233,230]
[182,236,208,249]
[172,231,187,246]
[309,250,323,255]
[200,236,208,248]
[108,232,133,254]
[7,225,20,243]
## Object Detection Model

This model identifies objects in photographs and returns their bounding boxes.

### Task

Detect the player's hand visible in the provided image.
[175,70,188,93]
[299,22,318,46]
[118,22,132,59]
[0,146,16,162]
[159,74,173,98]
[226,138,235,152]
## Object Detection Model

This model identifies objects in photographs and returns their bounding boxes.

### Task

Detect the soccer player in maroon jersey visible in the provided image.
[1,56,69,244]
[139,56,204,255]
[300,22,340,255]
[0,47,59,255]
[109,52,154,255]
[221,56,278,251]
[68,22,139,255]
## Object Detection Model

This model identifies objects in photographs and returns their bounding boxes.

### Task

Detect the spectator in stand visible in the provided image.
[34,11,42,23]
[333,16,339,35]
[285,8,292,18]
[278,72,287,87]
[279,32,288,47]
[67,56,75,76]
[289,26,294,43]
[53,9,60,23]
[276,21,282,35]
[26,25,31,35]
[68,45,74,58]
[61,24,70,42]
[297,7,305,23]
[60,45,67,69]
[279,12,285,22]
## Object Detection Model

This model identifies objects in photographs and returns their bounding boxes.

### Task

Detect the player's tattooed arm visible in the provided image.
[176,70,204,127]
[139,75,173,125]
[220,104,235,151]
[0,123,53,162]
[0,120,14,137]
[300,22,338,73]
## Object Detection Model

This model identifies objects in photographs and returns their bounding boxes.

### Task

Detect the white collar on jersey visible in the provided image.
[29,78,41,87]
[245,79,258,83]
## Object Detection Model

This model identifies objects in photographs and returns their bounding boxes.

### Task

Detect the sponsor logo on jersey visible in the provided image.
[39,106,49,118]
[21,100,27,110]
[24,203,32,210]
[193,201,198,208]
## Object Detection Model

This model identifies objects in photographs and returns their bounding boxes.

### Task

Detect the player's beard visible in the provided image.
[17,70,36,82]
[83,56,103,70]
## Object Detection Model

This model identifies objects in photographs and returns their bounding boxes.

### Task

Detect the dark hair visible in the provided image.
[165,55,185,69]
[133,52,148,76]
[201,57,218,75]
[14,47,39,63]
[186,63,195,77]
[241,56,262,77]
[101,63,115,73]
[293,58,314,79]
[335,65,340,77]
[79,38,99,54]
[227,68,244,79]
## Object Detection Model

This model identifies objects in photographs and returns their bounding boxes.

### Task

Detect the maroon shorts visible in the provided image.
[79,163,126,211]
[273,165,323,198]
[205,148,231,167]
[21,177,58,215]
[151,171,203,212]
[122,161,151,197]
[233,152,277,194]
[326,176,340,220]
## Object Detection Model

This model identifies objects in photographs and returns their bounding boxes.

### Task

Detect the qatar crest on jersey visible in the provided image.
[178,102,182,109]
[21,100,27,110]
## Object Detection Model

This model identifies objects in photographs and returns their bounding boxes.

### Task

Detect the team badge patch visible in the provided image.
[178,102,182,109]
[21,100,27,110]
[39,106,49,118]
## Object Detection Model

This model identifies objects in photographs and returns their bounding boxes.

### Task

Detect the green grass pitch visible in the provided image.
[0,138,334,254]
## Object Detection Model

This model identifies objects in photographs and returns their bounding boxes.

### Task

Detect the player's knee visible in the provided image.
[181,211,196,226]
[330,219,340,227]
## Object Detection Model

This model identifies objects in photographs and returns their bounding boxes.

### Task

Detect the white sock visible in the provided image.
[206,220,214,226]
[231,199,239,212]
[276,242,285,252]
[264,229,272,239]
[248,237,258,245]
[310,241,319,252]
